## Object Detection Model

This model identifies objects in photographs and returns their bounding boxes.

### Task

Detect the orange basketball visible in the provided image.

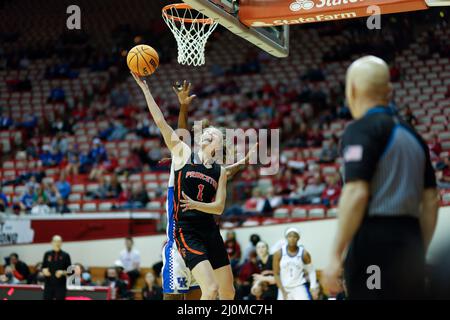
[127,45,159,76]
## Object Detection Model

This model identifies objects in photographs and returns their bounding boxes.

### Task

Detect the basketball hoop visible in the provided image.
[162,3,218,66]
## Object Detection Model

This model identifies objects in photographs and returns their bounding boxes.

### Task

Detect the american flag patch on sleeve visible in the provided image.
[344,145,363,162]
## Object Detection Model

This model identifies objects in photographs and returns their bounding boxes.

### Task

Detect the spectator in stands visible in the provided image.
[25,140,39,159]
[115,182,131,208]
[390,63,401,82]
[86,175,109,199]
[0,266,20,284]
[71,103,88,121]
[73,263,94,286]
[26,175,39,193]
[39,145,57,167]
[437,155,450,189]
[50,146,63,167]
[307,126,324,148]
[108,120,129,141]
[243,188,265,215]
[429,133,443,160]
[31,196,51,215]
[252,241,277,300]
[273,169,298,196]
[123,183,149,209]
[34,184,48,202]
[47,87,66,103]
[89,152,118,182]
[28,262,45,285]
[6,253,30,283]
[102,267,131,300]
[44,181,61,208]
[152,256,164,286]
[0,112,13,129]
[142,272,163,300]
[17,113,37,130]
[297,175,326,204]
[321,174,342,207]
[237,251,260,299]
[54,198,71,214]
[107,174,123,198]
[114,260,131,289]
[78,149,93,174]
[266,188,283,212]
[224,230,241,274]
[243,234,261,262]
[135,116,152,138]
[51,118,73,135]
[404,106,418,126]
[0,187,8,212]
[19,186,36,213]
[55,173,71,200]
[89,138,108,165]
[119,237,141,288]
[63,143,79,176]
[319,136,339,163]
[51,133,69,155]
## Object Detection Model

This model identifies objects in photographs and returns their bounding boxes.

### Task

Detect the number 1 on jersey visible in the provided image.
[197,184,204,201]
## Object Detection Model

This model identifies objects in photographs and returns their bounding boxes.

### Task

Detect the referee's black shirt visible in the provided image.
[42,250,72,285]
[341,106,436,217]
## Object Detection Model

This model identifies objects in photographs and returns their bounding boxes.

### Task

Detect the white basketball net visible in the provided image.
[162,5,218,66]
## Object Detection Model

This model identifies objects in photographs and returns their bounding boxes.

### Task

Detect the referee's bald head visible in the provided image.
[345,56,392,119]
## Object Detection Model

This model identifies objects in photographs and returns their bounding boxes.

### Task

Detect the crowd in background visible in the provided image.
[1,8,450,218]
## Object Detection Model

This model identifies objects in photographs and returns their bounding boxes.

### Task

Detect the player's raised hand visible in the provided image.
[131,71,150,93]
[173,80,196,106]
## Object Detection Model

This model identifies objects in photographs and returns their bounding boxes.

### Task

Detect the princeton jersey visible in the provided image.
[173,153,221,224]
[279,245,306,289]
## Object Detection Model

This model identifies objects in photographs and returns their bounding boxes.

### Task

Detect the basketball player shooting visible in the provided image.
[162,80,256,300]
[132,72,257,300]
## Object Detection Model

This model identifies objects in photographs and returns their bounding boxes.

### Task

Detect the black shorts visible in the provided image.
[175,221,230,271]
[344,216,425,300]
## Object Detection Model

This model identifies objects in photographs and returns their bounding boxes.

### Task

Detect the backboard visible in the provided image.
[182,0,289,58]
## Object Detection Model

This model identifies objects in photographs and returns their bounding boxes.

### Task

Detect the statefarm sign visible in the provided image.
[238,0,429,27]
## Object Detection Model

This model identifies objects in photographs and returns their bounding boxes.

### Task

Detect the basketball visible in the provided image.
[126,44,159,76]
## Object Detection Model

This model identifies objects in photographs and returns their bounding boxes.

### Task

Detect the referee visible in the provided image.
[42,235,72,300]
[323,56,439,299]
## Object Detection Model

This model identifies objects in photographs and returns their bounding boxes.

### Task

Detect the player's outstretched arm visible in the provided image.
[132,73,190,166]
[180,166,227,215]
[173,80,196,131]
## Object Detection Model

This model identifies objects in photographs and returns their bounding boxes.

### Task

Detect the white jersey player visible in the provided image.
[273,227,319,300]
[161,163,201,298]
